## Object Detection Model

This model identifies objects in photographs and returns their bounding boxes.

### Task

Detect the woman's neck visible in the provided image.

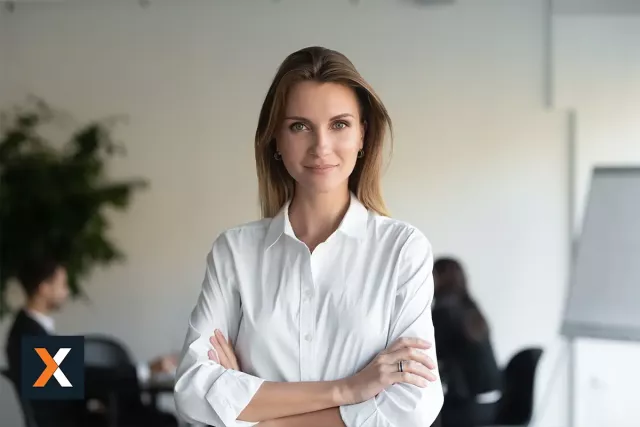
[288,187,351,251]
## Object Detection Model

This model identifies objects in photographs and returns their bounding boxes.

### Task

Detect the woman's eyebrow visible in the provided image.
[283,113,355,121]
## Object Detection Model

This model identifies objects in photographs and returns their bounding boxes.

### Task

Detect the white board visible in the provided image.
[562,167,640,342]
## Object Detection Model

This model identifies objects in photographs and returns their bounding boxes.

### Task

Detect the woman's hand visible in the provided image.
[342,337,437,405]
[207,329,240,371]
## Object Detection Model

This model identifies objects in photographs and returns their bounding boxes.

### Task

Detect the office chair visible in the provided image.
[83,334,177,427]
[84,334,135,368]
[84,334,142,427]
[494,347,543,426]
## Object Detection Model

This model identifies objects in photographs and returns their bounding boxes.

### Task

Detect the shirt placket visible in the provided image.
[299,250,317,382]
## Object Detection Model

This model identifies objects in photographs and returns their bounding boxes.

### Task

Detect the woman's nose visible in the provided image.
[309,129,332,157]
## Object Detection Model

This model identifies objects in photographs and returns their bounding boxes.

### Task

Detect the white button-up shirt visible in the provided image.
[26,309,55,334]
[174,194,443,427]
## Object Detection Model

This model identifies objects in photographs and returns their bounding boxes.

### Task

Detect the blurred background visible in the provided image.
[1,0,639,426]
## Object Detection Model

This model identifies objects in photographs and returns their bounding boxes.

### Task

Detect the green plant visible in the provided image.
[0,98,147,318]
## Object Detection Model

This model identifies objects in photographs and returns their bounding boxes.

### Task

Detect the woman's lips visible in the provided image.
[305,165,338,173]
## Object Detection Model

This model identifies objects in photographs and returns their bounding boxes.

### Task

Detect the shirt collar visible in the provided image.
[26,308,55,334]
[264,192,369,250]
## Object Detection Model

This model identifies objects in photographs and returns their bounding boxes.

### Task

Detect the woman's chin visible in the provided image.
[297,179,348,196]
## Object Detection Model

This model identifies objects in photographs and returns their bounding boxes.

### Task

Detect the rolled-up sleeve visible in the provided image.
[340,229,444,427]
[174,233,265,427]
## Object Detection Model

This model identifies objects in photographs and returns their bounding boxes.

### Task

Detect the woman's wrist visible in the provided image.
[333,377,355,406]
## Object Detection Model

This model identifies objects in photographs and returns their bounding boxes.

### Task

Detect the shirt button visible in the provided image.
[304,333,312,342]
[304,289,313,300]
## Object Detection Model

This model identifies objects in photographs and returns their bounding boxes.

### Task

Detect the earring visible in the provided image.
[357,149,364,158]
[274,151,282,161]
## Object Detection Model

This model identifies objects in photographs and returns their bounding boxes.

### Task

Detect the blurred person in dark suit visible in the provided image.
[5,256,89,427]
[4,255,178,427]
[432,257,502,427]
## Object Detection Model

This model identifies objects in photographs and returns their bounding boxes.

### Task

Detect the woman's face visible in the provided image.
[276,81,365,196]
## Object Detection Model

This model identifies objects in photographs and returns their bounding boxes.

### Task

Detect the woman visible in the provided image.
[174,46,443,427]
[432,258,502,427]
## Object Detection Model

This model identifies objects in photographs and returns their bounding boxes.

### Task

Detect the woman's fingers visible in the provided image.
[215,329,240,370]
[207,349,219,363]
[385,347,436,370]
[210,335,232,369]
[399,360,438,382]
[376,360,436,388]
[385,337,431,354]
[209,330,240,371]
[391,371,430,388]
[376,346,438,387]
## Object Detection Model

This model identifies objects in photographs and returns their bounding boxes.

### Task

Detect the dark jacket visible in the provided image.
[433,297,502,427]
[6,310,177,427]
[433,297,502,399]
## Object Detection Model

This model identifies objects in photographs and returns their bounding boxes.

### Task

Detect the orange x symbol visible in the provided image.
[33,348,58,387]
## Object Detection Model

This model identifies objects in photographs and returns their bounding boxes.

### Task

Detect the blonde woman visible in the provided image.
[174,46,443,427]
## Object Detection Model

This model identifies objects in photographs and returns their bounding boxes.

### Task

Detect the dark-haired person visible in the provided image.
[4,256,178,427]
[174,46,443,427]
[432,257,502,427]
[4,257,88,427]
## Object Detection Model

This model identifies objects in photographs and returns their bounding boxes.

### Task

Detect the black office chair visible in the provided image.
[1,368,38,427]
[494,347,543,426]
[83,335,177,427]
[83,335,143,427]
[85,334,135,368]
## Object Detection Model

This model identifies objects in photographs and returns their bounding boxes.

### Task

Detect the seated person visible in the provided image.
[4,255,177,427]
[432,257,502,427]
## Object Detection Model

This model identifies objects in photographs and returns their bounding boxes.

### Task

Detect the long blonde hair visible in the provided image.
[255,46,393,218]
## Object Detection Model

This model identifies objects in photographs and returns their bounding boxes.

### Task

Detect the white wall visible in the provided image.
[8,0,634,426]
[555,0,640,15]
[553,12,640,427]
[0,7,8,97]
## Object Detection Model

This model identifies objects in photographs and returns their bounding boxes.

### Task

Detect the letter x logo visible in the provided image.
[33,348,73,388]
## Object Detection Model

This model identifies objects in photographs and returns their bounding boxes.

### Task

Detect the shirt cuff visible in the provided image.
[205,369,265,427]
[340,398,379,427]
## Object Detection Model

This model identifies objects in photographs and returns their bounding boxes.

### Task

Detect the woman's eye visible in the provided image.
[290,122,307,132]
[332,121,348,130]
